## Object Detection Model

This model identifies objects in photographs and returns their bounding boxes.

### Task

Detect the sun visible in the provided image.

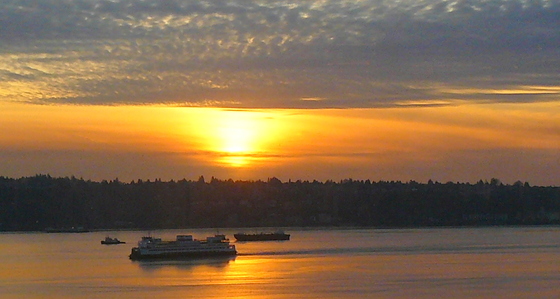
[183,108,287,168]
[218,124,256,154]
[215,124,257,167]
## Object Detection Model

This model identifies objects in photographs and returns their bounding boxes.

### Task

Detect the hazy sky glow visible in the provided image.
[1,0,559,185]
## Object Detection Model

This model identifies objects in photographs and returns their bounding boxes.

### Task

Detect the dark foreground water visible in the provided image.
[1,227,559,298]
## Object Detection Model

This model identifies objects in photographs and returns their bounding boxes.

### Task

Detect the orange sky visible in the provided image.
[1,1,559,186]
[1,101,558,185]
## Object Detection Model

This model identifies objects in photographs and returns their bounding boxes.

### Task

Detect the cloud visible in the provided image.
[0,0,559,107]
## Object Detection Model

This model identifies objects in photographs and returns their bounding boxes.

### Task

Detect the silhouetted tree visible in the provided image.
[0,175,558,231]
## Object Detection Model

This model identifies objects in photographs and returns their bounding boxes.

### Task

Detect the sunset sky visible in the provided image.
[1,0,559,185]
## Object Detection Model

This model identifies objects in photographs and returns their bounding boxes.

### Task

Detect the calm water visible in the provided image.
[1,227,559,298]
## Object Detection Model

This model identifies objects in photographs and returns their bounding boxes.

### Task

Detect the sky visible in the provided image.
[1,0,559,186]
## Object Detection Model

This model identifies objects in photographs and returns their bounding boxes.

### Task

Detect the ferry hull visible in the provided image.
[102,240,125,245]
[129,249,237,260]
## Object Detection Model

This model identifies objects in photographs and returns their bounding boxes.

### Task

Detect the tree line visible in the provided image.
[0,175,559,231]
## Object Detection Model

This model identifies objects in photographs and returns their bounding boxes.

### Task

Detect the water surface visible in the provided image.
[1,227,559,298]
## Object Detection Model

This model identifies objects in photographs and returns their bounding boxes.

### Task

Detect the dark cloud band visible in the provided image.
[1,0,559,107]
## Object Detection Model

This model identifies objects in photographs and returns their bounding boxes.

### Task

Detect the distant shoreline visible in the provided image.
[1,175,559,231]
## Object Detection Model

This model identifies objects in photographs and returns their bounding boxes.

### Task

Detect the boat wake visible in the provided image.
[238,243,560,257]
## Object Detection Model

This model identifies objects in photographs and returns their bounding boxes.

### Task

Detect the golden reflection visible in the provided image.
[217,257,292,289]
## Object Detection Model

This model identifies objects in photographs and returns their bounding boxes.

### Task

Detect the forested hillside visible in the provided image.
[1,175,559,231]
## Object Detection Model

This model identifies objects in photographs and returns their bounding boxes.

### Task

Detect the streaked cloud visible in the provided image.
[1,0,559,107]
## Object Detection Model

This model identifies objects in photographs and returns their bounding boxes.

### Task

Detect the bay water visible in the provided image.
[1,227,559,298]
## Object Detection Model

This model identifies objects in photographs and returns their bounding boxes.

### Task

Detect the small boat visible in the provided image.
[101,236,125,245]
[234,231,290,241]
[129,234,237,260]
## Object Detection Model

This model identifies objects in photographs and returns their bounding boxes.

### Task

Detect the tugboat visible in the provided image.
[129,234,237,260]
[234,231,290,241]
[101,236,126,245]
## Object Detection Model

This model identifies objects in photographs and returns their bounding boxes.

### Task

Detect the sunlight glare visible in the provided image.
[218,122,256,154]
[185,108,289,168]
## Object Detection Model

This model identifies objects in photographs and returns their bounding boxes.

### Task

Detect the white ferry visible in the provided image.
[129,234,236,260]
